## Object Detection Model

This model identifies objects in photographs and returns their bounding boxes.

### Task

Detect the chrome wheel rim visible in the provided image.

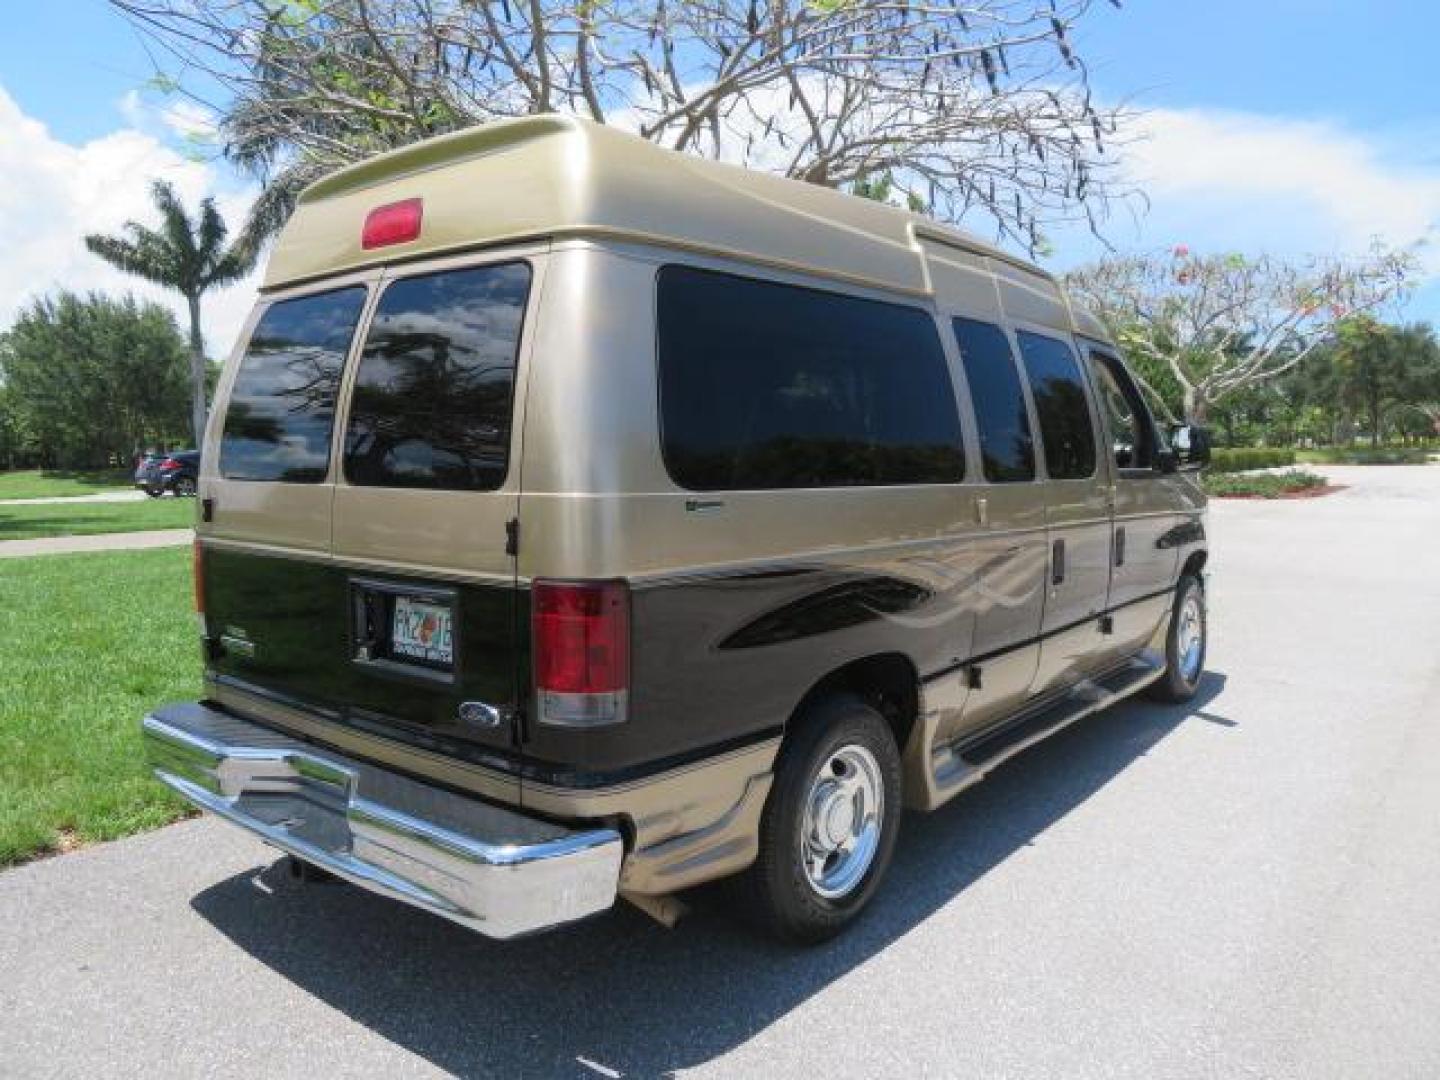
[1177,593,1204,683]
[800,743,884,900]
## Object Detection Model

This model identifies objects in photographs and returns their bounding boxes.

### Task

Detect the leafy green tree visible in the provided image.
[1279,347,1349,445]
[1332,319,1440,446]
[0,373,27,470]
[851,173,926,214]
[0,293,191,468]
[85,180,257,446]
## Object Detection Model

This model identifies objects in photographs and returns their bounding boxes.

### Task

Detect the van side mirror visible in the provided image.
[1168,424,1212,471]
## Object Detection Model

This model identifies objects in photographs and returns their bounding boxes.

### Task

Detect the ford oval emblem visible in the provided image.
[458,701,502,729]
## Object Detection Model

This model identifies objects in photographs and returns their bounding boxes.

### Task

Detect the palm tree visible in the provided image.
[85,181,257,447]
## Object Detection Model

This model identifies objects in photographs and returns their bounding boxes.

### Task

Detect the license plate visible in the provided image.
[391,597,454,667]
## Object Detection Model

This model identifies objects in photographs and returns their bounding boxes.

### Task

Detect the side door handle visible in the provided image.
[1114,526,1126,567]
[1052,538,1066,586]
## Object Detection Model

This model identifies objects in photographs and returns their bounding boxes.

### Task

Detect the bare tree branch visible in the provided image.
[110,0,1135,250]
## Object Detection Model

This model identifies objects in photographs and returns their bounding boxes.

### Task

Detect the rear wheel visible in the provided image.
[1146,573,1207,703]
[738,695,902,943]
[175,476,197,497]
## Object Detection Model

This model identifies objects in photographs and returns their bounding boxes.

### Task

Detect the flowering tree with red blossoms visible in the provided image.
[1065,246,1416,423]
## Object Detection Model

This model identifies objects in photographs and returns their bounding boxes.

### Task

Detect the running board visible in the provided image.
[928,653,1165,807]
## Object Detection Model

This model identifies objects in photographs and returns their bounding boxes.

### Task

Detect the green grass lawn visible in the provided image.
[0,497,195,540]
[0,547,198,865]
[0,469,134,500]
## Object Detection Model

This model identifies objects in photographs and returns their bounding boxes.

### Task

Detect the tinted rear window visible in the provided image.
[657,266,964,490]
[343,263,531,491]
[1015,331,1097,480]
[220,286,367,483]
[952,318,1035,482]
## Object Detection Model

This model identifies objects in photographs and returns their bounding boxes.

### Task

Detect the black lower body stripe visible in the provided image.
[921,583,1177,685]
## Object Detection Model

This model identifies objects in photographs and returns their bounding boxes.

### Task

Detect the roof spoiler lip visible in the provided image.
[298,114,588,205]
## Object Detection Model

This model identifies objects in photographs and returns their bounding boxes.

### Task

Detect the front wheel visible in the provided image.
[174,477,197,498]
[1146,573,1207,703]
[738,695,902,943]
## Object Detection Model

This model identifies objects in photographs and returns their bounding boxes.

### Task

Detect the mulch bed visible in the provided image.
[1214,484,1347,501]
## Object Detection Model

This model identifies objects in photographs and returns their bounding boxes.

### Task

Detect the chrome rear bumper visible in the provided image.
[142,703,623,939]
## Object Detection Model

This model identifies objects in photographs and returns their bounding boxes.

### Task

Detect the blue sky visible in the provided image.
[1,0,1436,349]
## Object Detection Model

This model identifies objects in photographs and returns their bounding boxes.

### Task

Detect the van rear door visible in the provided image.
[201,275,375,725]
[328,251,541,766]
[201,252,539,789]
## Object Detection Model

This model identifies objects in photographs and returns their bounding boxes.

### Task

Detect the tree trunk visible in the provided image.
[185,293,207,449]
[1183,387,1208,426]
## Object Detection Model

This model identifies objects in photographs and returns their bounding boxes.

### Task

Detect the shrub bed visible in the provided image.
[1203,469,1330,499]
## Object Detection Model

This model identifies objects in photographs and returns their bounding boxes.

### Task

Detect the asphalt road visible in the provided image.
[3,465,1439,1079]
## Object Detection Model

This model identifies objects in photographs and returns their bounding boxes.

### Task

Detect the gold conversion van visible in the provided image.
[143,116,1210,943]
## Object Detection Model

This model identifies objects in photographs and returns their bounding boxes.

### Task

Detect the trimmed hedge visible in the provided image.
[1296,447,1432,466]
[1207,447,1296,474]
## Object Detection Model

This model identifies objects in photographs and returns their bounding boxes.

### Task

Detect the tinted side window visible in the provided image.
[220,287,366,483]
[343,263,531,491]
[1090,351,1156,471]
[1016,331,1097,480]
[952,318,1035,482]
[657,266,964,490]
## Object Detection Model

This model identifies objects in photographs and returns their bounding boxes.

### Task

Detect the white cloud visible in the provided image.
[0,85,260,358]
[160,100,219,141]
[1050,106,1440,279]
[10,85,1436,343]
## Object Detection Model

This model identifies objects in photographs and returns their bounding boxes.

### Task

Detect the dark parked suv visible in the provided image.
[136,451,199,497]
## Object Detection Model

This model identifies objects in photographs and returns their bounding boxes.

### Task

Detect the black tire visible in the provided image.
[175,477,197,498]
[1146,573,1207,703]
[737,694,903,944]
[144,488,162,499]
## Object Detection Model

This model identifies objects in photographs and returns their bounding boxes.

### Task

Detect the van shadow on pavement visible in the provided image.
[191,672,1228,1079]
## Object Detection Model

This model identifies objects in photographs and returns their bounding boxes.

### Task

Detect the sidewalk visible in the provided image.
[0,528,193,559]
[0,490,146,507]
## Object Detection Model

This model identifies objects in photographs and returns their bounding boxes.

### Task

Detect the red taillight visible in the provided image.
[532,580,629,727]
[361,198,423,249]
[160,457,182,471]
